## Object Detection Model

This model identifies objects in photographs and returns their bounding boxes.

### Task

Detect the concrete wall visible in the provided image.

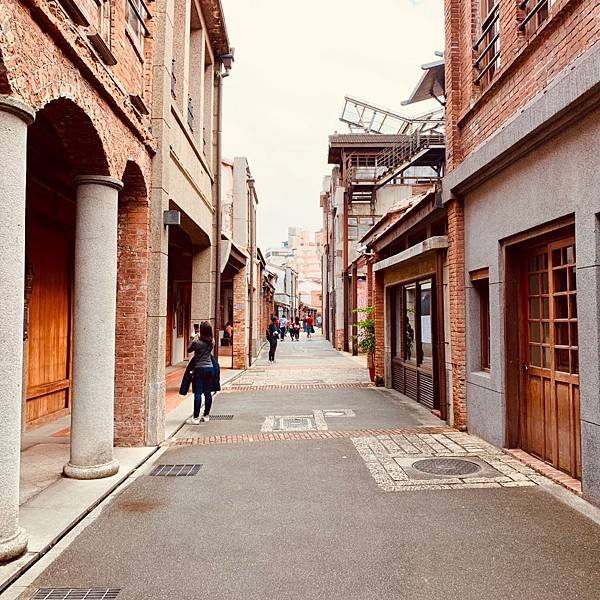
[463,107,600,502]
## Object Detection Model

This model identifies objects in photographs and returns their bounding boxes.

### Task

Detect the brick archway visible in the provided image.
[39,98,110,177]
[0,48,11,94]
[114,161,150,446]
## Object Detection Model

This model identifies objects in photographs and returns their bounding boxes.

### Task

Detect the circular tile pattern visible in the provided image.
[412,458,481,476]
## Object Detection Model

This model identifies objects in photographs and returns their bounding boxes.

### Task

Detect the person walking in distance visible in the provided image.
[279,314,288,341]
[186,321,215,424]
[306,314,314,340]
[267,315,279,363]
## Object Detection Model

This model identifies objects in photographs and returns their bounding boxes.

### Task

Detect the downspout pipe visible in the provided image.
[214,66,223,358]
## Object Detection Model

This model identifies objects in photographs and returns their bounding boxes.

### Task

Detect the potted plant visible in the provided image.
[354,306,376,382]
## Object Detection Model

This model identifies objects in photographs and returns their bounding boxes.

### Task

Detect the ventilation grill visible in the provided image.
[32,590,121,600]
[149,464,202,477]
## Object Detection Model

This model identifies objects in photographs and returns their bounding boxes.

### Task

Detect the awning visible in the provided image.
[402,59,445,106]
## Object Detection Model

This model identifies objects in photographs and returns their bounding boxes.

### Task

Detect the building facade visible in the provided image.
[321,128,443,353]
[444,0,600,503]
[0,0,158,561]
[220,156,262,370]
[149,0,231,443]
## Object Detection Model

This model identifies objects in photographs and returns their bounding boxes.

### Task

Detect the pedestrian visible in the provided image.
[279,314,288,341]
[185,321,215,424]
[292,317,300,341]
[317,315,322,332]
[306,314,314,340]
[266,315,279,363]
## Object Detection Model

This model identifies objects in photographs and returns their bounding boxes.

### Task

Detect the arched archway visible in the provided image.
[24,97,110,427]
[114,161,150,446]
[0,48,12,94]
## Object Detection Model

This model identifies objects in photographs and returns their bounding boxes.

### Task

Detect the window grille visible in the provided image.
[171,59,177,98]
[187,97,194,131]
[474,2,500,87]
[518,0,555,35]
[126,0,150,50]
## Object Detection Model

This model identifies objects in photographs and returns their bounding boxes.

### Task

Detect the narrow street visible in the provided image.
[13,336,600,600]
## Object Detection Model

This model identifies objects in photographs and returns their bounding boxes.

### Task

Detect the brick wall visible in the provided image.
[232,266,247,370]
[445,0,599,171]
[114,166,150,446]
[374,269,385,379]
[0,0,154,179]
[447,199,467,430]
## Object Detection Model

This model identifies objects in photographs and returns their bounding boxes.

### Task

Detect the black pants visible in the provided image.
[280,327,286,339]
[193,367,214,418]
[268,337,278,361]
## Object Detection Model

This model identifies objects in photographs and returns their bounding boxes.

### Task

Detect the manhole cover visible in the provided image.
[33,590,121,599]
[412,458,481,476]
[281,417,313,430]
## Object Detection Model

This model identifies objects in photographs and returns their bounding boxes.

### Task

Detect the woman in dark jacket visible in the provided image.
[186,321,215,424]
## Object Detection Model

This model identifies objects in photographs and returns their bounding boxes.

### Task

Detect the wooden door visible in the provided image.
[26,221,72,424]
[166,284,173,367]
[522,237,581,478]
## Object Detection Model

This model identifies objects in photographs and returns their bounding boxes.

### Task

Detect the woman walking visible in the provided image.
[186,321,215,424]
[267,316,279,363]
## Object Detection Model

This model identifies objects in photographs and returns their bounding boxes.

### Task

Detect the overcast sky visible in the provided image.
[220,0,445,250]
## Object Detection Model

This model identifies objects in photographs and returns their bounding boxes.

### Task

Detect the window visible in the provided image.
[519,0,556,36]
[126,0,150,52]
[474,1,500,88]
[348,215,378,241]
[472,271,490,371]
[392,278,435,369]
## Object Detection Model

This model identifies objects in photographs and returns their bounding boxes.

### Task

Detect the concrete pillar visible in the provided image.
[0,96,34,562]
[63,176,123,480]
[191,245,215,331]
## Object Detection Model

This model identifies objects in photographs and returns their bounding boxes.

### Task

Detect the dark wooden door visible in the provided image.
[522,237,581,478]
[26,220,72,424]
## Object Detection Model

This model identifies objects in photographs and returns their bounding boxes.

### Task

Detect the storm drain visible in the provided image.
[149,464,202,477]
[208,414,234,420]
[32,590,121,599]
[412,458,481,476]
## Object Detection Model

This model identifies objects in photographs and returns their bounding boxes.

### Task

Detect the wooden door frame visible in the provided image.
[503,216,575,449]
[386,265,445,415]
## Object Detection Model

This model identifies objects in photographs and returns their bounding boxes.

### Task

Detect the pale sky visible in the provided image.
[220,0,445,250]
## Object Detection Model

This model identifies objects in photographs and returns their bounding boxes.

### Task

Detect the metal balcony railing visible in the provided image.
[344,131,445,191]
[474,3,500,86]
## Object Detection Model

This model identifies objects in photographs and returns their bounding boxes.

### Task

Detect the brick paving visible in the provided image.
[165,426,450,447]
[352,431,547,492]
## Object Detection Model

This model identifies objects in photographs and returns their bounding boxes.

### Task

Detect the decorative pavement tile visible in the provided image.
[352,432,548,492]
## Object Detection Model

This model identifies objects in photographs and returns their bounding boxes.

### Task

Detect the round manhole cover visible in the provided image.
[412,458,481,476]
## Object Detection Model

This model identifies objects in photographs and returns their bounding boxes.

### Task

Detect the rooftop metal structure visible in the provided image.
[340,96,444,136]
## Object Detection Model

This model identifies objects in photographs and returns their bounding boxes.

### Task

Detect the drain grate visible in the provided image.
[412,458,481,476]
[208,415,234,420]
[32,590,121,599]
[149,464,202,477]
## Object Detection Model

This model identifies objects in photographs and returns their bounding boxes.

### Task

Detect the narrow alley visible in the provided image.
[9,336,600,600]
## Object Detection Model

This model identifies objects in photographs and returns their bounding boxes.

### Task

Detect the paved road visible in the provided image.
[18,337,600,599]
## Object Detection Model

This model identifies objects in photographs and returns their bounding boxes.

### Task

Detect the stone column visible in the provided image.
[64,176,123,480]
[0,96,34,561]
[191,245,215,330]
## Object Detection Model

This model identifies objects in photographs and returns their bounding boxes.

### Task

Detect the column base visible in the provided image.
[0,527,28,563]
[63,458,119,480]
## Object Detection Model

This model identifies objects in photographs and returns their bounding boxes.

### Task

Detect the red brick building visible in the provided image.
[443,0,600,504]
[0,0,157,560]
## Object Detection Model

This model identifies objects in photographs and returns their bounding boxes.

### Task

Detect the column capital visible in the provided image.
[74,175,124,191]
[0,95,35,125]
